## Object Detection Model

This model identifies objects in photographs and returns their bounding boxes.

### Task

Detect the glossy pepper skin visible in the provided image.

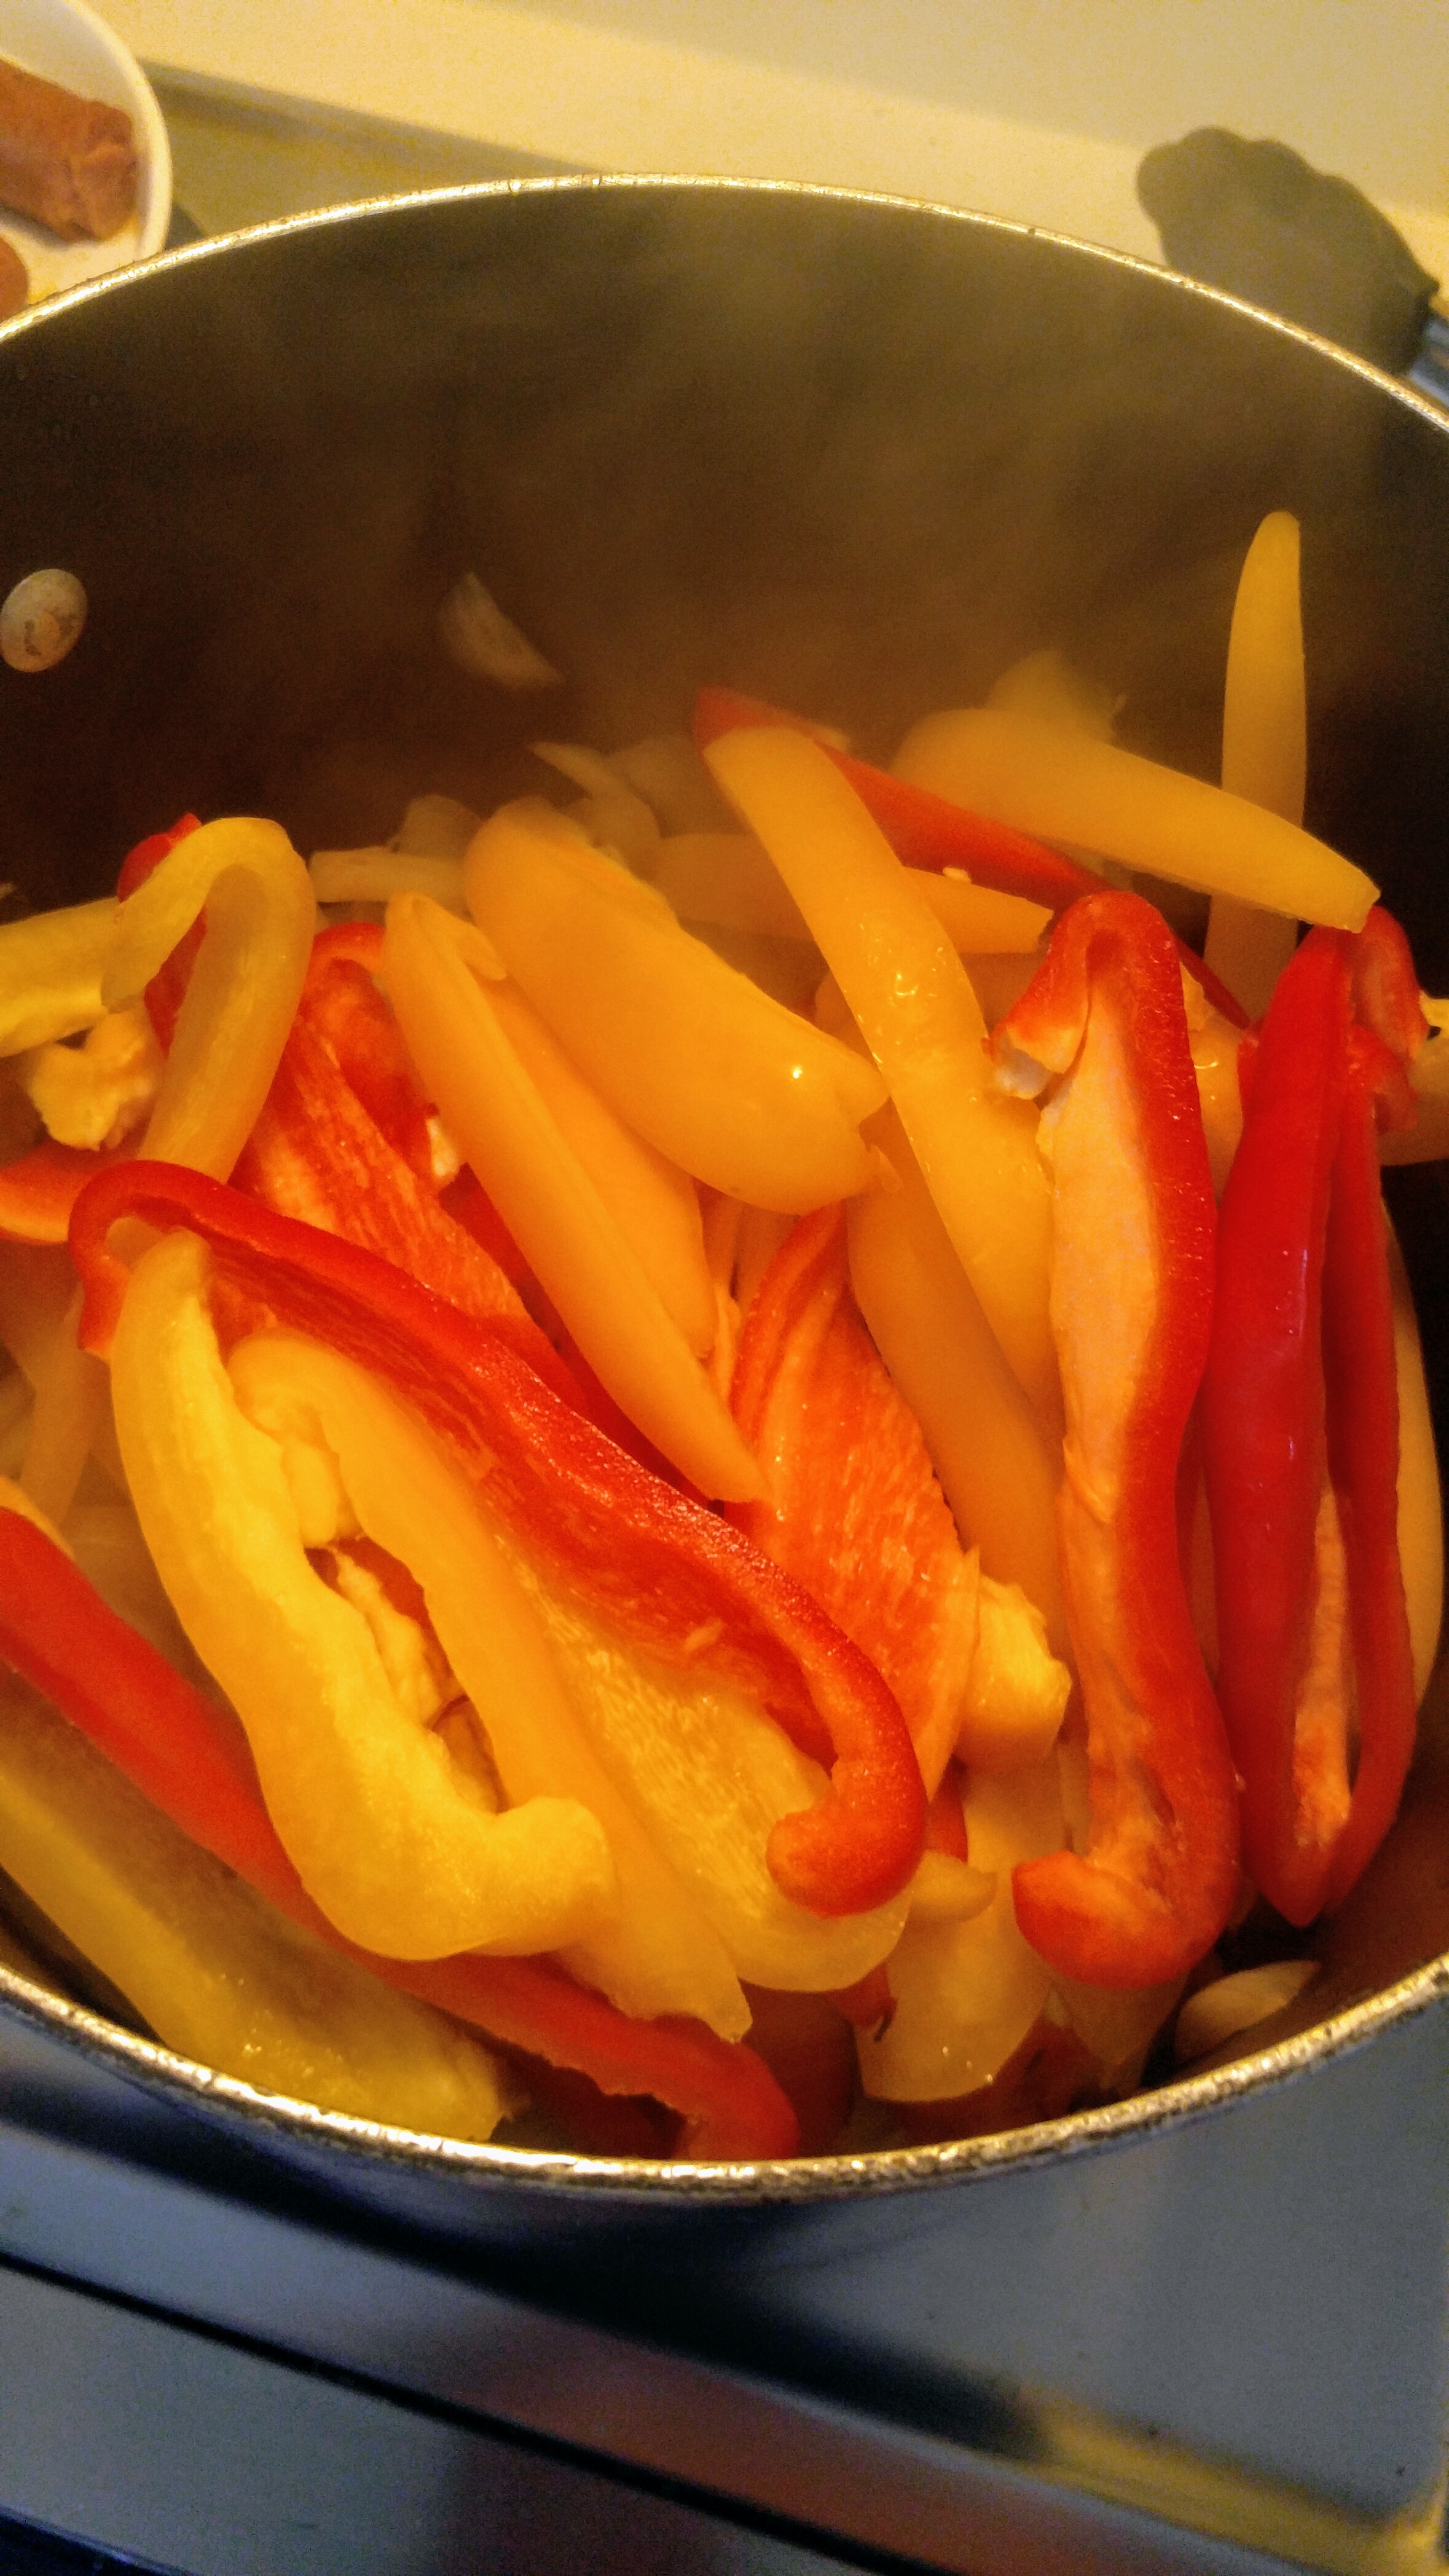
[692,687,1250,1030]
[234,923,577,1402]
[69,1162,925,1921]
[992,891,1240,1987]
[0,1507,798,2159]
[1201,920,1420,1923]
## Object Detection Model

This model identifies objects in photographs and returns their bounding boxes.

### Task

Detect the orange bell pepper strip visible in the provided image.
[0,1140,128,1245]
[69,1163,926,1920]
[0,1506,798,2158]
[991,890,1240,1986]
[728,1204,976,1798]
[234,950,575,1404]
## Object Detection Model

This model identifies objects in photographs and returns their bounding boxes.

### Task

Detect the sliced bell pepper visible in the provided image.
[69,1162,927,1921]
[381,891,763,1502]
[224,1325,749,2035]
[728,1204,984,1797]
[992,890,1240,1987]
[1203,926,1420,1921]
[460,798,889,1211]
[894,705,1378,932]
[104,816,317,1185]
[855,1759,1066,2103]
[107,1228,618,1966]
[0,1662,520,2138]
[692,686,1251,1029]
[0,820,202,1250]
[704,723,1059,1422]
[844,1105,1066,1653]
[693,687,1094,910]
[0,1505,798,2158]
[0,1140,129,1246]
[235,991,576,1404]
[1204,512,1305,1019]
[295,921,436,1180]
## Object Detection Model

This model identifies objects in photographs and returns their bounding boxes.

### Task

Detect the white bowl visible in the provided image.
[0,0,171,305]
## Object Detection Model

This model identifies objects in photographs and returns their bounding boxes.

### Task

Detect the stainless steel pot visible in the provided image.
[2,177,1447,2247]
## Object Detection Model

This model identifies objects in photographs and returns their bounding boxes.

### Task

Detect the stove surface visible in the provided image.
[2,1990,1446,2574]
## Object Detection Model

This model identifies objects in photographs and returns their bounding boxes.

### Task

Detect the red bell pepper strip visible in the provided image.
[1347,902,1429,1067]
[991,890,1240,1986]
[0,1506,798,2159]
[693,687,1251,1028]
[1317,1024,1419,1910]
[69,1163,925,1919]
[728,1203,973,1795]
[1203,926,1419,1922]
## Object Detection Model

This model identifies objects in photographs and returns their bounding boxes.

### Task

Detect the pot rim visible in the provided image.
[2,172,1447,2203]
[2,167,1447,436]
[4,1942,1447,2201]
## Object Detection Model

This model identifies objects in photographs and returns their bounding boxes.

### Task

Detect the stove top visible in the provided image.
[2,1988,1446,2574]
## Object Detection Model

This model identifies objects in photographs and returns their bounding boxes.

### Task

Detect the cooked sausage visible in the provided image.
[0,234,28,320]
[0,60,136,242]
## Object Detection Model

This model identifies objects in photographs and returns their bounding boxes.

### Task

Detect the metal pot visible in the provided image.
[2,177,1447,2248]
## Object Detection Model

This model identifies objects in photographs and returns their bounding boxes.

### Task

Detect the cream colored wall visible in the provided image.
[104,0,1449,278]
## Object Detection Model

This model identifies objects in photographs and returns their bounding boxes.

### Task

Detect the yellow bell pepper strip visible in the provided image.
[0,1505,799,2157]
[0,896,117,1054]
[704,722,1059,1422]
[0,1667,520,2138]
[893,704,1378,932]
[693,687,1251,1028]
[382,891,763,1503]
[106,1227,618,1964]
[694,687,1093,910]
[991,891,1240,1987]
[856,1759,1066,2105]
[104,816,316,1184]
[69,1162,927,1923]
[482,973,718,1361]
[226,1328,748,2036]
[1202,929,1420,1922]
[0,820,200,1251]
[651,829,1051,957]
[1204,511,1306,1018]
[845,1106,1067,1652]
[728,1205,981,1798]
[461,799,889,1211]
